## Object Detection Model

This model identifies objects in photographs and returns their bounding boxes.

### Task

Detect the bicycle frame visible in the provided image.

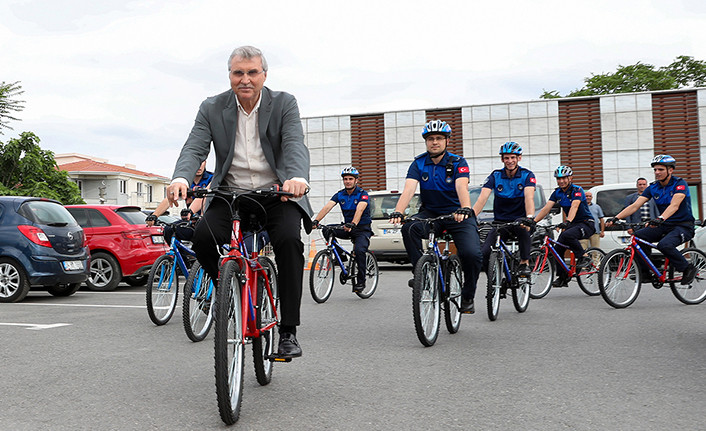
[489,224,523,284]
[620,235,672,283]
[536,234,583,277]
[424,228,451,297]
[321,227,355,280]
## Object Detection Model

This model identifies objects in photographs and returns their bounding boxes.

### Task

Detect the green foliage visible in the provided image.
[0,132,84,204]
[0,81,25,134]
[540,56,706,98]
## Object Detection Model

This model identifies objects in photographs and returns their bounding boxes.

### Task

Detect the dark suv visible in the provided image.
[0,196,90,302]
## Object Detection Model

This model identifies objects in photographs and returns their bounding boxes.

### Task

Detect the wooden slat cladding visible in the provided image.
[652,91,700,184]
[426,108,463,156]
[558,99,603,188]
[350,114,386,191]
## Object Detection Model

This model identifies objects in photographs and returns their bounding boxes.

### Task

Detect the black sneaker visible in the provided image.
[353,282,365,293]
[552,277,569,288]
[681,264,697,285]
[408,279,415,288]
[518,263,531,278]
[459,298,475,314]
[577,255,593,269]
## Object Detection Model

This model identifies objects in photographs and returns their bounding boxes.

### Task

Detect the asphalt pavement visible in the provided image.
[2,264,705,430]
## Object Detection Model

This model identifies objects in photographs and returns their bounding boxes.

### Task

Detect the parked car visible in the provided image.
[141,209,180,225]
[367,191,421,264]
[0,196,90,302]
[65,205,167,291]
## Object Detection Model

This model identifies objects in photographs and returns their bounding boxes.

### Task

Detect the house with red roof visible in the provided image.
[56,153,170,211]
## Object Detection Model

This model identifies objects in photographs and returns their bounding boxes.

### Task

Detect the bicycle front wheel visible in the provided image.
[443,254,463,333]
[528,248,553,299]
[182,262,215,342]
[253,256,278,385]
[576,247,605,296]
[214,259,244,425]
[598,249,641,308]
[486,251,502,321]
[355,251,379,299]
[512,261,530,313]
[412,254,440,347]
[309,250,334,303]
[146,255,179,325]
[669,248,706,305]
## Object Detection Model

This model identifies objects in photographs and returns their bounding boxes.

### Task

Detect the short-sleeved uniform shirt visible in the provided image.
[549,183,594,222]
[482,166,536,222]
[406,151,470,214]
[185,170,214,215]
[640,175,694,224]
[330,186,371,225]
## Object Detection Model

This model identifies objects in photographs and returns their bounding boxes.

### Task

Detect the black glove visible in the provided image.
[455,207,474,217]
[516,217,536,227]
[180,208,192,219]
[389,211,404,221]
[648,217,664,227]
[606,217,620,225]
[557,221,570,230]
[312,219,320,228]
[145,214,157,223]
[344,222,356,230]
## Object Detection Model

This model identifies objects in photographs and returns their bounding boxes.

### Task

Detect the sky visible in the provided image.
[2,0,706,178]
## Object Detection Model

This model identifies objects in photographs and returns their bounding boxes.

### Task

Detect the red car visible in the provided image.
[65,205,167,291]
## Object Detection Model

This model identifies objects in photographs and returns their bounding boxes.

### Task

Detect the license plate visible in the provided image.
[382,228,400,235]
[152,235,165,244]
[63,260,84,271]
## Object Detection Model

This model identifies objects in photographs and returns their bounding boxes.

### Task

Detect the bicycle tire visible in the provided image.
[598,249,641,308]
[355,251,379,299]
[214,259,244,425]
[443,254,463,333]
[486,251,502,321]
[146,255,179,325]
[669,248,706,305]
[182,262,215,342]
[529,247,553,299]
[576,247,605,296]
[412,254,440,347]
[512,259,530,313]
[253,256,278,385]
[309,250,334,303]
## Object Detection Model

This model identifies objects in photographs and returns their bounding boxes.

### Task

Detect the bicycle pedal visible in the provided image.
[265,354,293,363]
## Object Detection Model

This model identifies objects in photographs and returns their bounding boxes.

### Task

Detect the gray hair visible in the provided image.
[227,45,268,72]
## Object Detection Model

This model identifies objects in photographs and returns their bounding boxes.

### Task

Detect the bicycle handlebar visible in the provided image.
[187,185,296,199]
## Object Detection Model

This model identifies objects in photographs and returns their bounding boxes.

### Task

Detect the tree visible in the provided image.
[0,81,25,134]
[540,55,706,98]
[0,132,84,204]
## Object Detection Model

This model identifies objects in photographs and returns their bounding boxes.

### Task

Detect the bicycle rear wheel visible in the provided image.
[598,249,641,308]
[214,259,244,425]
[486,251,502,321]
[669,248,706,305]
[253,256,278,385]
[443,254,463,333]
[412,254,440,347]
[528,248,553,299]
[512,261,530,313]
[182,262,215,342]
[576,247,605,296]
[355,251,379,299]
[309,250,334,303]
[146,255,179,325]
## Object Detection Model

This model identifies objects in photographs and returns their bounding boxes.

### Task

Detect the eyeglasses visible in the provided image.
[425,136,447,143]
[230,69,264,78]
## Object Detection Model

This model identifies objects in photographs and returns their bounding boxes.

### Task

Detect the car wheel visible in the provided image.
[124,275,148,287]
[87,252,122,291]
[0,258,31,303]
[47,283,81,297]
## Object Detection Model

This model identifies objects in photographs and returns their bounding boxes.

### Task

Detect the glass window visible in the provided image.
[116,207,147,225]
[18,201,78,225]
[119,180,127,194]
[368,193,421,220]
[66,208,89,227]
[87,209,111,227]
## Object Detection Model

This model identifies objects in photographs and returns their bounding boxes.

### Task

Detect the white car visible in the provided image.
[367,191,421,264]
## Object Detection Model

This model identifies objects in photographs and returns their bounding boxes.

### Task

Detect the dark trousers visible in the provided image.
[481,224,532,272]
[330,225,372,285]
[192,197,305,327]
[634,224,694,272]
[555,221,595,278]
[402,211,482,301]
[163,223,194,245]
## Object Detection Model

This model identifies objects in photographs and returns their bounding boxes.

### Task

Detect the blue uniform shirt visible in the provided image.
[185,170,214,215]
[549,184,594,222]
[406,151,470,214]
[482,166,536,221]
[330,186,371,225]
[641,175,694,224]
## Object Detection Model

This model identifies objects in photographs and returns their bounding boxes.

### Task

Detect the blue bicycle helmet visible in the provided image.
[499,141,523,155]
[650,154,676,168]
[341,166,359,177]
[554,165,573,178]
[422,120,452,139]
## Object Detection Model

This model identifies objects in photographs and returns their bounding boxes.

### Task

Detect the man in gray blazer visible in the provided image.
[625,177,658,224]
[167,46,311,358]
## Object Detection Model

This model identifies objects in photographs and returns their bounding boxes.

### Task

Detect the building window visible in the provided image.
[119,180,127,194]
[136,182,143,195]
[147,185,153,202]
[75,180,83,196]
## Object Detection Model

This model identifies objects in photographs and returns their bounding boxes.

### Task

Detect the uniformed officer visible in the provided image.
[534,165,595,287]
[607,154,697,285]
[472,141,536,277]
[312,166,372,292]
[389,119,482,314]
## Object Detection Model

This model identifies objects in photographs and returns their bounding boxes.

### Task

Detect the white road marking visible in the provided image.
[0,322,72,330]
[18,303,147,309]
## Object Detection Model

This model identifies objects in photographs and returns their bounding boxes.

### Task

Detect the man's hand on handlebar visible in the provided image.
[166,183,188,206]
[389,211,404,225]
[281,179,309,202]
[454,207,473,223]
[145,213,157,226]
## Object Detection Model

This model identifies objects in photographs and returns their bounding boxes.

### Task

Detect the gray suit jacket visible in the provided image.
[624,191,658,223]
[173,87,313,231]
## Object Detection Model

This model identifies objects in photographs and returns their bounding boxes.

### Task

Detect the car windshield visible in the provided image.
[116,208,148,225]
[19,200,78,225]
[368,194,421,220]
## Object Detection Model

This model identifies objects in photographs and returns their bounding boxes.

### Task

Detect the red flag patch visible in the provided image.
[361,195,369,200]
[530,177,537,183]
[458,166,469,173]
[574,192,582,197]
[676,185,686,190]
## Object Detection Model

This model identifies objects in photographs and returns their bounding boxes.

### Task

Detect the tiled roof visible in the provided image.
[58,159,169,180]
